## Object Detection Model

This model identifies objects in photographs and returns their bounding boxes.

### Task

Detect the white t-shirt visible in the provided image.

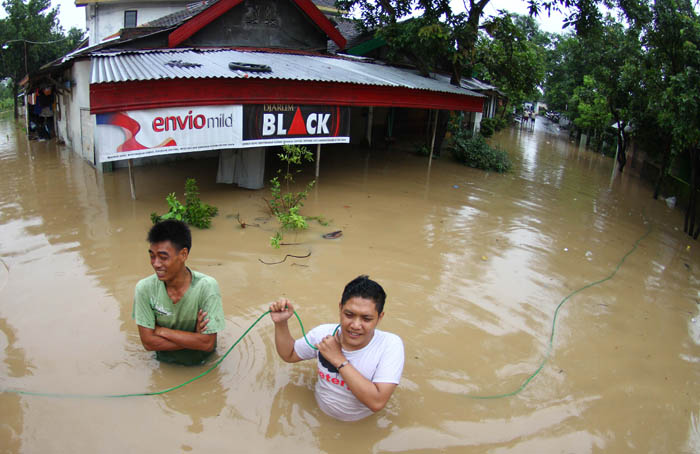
[294,324,405,421]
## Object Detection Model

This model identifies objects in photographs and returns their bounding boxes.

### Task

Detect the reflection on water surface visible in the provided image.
[0,114,698,453]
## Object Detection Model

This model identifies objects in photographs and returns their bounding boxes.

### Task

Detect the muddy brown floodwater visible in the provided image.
[0,112,698,453]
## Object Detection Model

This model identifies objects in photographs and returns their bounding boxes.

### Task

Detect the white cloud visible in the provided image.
[53,0,86,31]
[0,0,85,31]
[451,0,569,34]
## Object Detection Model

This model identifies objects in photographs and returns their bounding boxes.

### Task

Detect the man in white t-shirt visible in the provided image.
[269,275,404,421]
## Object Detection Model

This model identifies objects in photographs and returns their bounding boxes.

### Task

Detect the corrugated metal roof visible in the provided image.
[140,0,217,28]
[90,49,484,98]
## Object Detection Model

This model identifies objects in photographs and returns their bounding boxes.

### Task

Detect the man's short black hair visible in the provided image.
[341,275,386,314]
[147,220,192,252]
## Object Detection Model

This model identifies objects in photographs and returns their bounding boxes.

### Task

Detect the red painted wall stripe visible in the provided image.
[90,79,484,114]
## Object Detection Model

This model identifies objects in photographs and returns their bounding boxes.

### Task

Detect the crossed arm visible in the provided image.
[138,309,216,352]
[269,299,397,413]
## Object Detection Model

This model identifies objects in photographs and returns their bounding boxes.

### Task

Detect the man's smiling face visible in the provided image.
[338,296,384,351]
[149,240,187,282]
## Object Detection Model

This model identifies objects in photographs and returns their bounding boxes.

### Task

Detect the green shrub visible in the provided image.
[0,97,13,112]
[448,129,512,173]
[151,178,218,228]
[416,144,431,156]
[494,116,509,131]
[479,118,496,137]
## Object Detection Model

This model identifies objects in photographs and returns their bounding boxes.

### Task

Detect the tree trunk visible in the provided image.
[432,110,450,157]
[685,148,698,236]
[616,126,627,173]
[695,148,700,239]
[451,0,490,86]
[653,144,672,200]
[499,103,508,120]
[12,83,19,120]
[425,109,434,147]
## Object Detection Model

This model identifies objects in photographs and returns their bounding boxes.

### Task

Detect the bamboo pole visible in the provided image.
[315,143,321,178]
[128,159,136,200]
[427,109,438,170]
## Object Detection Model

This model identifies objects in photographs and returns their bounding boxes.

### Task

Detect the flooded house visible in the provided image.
[29,0,489,192]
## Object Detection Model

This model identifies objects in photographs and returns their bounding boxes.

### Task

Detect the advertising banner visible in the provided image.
[95,104,351,163]
[242,105,350,147]
[96,106,241,163]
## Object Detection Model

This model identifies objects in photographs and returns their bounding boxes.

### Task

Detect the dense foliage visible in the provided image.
[474,13,550,111]
[334,0,627,155]
[337,0,640,86]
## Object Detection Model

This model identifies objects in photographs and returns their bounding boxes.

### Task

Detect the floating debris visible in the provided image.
[259,251,311,265]
[322,230,343,239]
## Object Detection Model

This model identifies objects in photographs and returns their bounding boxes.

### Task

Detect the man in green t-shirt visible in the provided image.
[132,220,225,365]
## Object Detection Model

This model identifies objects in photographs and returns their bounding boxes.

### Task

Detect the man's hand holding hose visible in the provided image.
[269,298,302,363]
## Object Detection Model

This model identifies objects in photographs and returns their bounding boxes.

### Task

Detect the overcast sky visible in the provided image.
[44,0,568,35]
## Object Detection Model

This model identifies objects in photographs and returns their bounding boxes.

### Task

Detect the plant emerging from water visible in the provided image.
[448,127,512,173]
[266,145,318,247]
[151,178,218,229]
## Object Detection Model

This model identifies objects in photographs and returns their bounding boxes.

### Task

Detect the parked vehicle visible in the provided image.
[546,111,560,122]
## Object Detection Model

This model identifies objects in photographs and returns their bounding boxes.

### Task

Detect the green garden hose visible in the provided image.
[1,224,650,400]
[1,310,315,398]
[468,222,652,399]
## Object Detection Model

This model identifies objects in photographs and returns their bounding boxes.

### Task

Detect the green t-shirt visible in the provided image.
[132,269,225,366]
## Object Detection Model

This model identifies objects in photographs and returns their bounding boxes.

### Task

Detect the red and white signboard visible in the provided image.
[96,106,241,163]
[95,105,351,163]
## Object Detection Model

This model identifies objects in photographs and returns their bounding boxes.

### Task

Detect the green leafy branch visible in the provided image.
[151,178,218,229]
[264,145,321,248]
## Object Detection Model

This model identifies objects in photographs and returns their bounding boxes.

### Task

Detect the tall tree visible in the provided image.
[589,16,646,172]
[645,0,700,237]
[337,0,492,84]
[570,74,612,134]
[542,32,588,113]
[542,0,700,237]
[475,13,550,113]
[0,0,83,118]
[543,12,647,167]
[336,0,638,87]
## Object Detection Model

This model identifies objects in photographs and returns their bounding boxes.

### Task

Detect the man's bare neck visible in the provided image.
[165,267,191,302]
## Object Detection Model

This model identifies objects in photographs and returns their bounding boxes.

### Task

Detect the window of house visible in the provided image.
[124,10,137,28]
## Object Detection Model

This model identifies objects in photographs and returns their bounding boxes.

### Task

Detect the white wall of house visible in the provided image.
[56,59,93,163]
[83,1,191,45]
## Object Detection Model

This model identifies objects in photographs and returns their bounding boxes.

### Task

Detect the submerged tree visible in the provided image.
[541,0,700,237]
[590,17,645,172]
[645,0,700,237]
